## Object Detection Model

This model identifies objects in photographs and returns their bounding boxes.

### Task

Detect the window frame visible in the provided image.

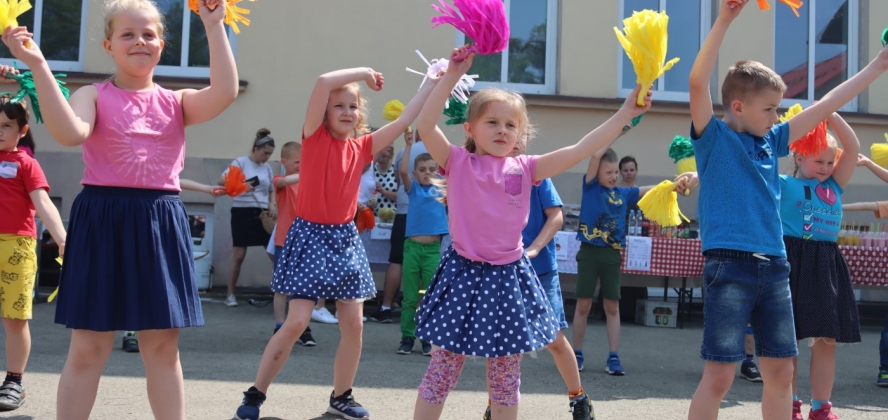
[0,0,89,72]
[773,0,859,112]
[616,0,711,102]
[454,0,558,95]
[153,5,239,78]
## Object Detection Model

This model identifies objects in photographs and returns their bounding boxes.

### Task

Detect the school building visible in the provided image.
[10,0,888,300]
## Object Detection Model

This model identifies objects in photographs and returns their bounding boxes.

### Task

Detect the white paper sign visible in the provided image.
[370,226,392,240]
[554,231,572,261]
[625,236,652,271]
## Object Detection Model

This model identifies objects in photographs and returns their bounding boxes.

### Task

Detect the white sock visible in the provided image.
[381,305,391,311]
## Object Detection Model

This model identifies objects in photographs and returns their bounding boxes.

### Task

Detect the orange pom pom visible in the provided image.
[355,207,376,233]
[789,120,828,157]
[188,0,255,34]
[223,165,248,197]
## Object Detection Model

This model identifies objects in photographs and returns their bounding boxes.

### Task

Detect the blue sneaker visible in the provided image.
[606,355,625,376]
[234,386,266,420]
[327,388,370,420]
[575,350,584,372]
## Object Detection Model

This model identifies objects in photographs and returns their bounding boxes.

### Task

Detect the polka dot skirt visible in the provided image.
[415,247,560,358]
[271,218,376,300]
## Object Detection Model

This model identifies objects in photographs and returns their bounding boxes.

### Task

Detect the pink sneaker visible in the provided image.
[792,400,804,420]
[808,402,839,420]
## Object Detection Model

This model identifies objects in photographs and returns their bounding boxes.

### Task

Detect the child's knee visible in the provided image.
[603,299,620,317]
[575,299,593,315]
[418,350,466,404]
[280,317,309,339]
[487,354,522,406]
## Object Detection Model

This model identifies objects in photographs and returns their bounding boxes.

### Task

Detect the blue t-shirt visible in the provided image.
[779,175,843,242]
[395,142,429,215]
[522,179,563,274]
[692,116,790,257]
[576,175,639,249]
[405,179,449,237]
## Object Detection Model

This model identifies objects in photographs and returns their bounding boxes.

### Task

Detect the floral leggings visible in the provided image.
[418,348,522,406]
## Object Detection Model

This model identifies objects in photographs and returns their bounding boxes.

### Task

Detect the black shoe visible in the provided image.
[0,381,25,410]
[297,327,316,347]
[369,308,392,323]
[569,393,595,419]
[397,337,415,355]
[122,331,139,353]
[327,388,370,419]
[740,360,763,382]
[421,340,432,356]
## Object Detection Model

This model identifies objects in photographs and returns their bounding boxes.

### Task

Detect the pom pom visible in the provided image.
[882,27,888,48]
[668,135,694,163]
[780,103,827,157]
[872,134,888,168]
[614,10,680,106]
[637,180,689,228]
[431,0,509,60]
[383,99,405,122]
[0,0,34,47]
[355,207,376,233]
[443,97,468,125]
[4,64,70,124]
[407,50,478,104]
[188,0,256,34]
[728,0,803,17]
[223,165,249,197]
[378,207,396,223]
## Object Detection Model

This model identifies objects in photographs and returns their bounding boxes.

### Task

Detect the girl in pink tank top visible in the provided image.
[1,1,238,419]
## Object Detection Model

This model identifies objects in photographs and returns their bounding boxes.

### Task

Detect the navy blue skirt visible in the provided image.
[270,217,376,299]
[415,248,560,357]
[54,186,204,331]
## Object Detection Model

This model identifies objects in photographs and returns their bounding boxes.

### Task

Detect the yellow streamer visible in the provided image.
[614,9,680,106]
[382,99,405,122]
[188,0,256,35]
[638,180,689,228]
[872,134,888,168]
[0,0,33,48]
[47,256,62,302]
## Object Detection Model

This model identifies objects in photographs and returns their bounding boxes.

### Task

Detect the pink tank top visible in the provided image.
[81,81,185,191]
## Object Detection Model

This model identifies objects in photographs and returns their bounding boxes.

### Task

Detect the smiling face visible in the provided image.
[796,147,838,183]
[465,100,522,157]
[103,9,164,78]
[732,89,783,137]
[597,160,620,189]
[325,85,364,139]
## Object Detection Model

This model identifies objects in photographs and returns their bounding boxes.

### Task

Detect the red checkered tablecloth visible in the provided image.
[839,246,888,287]
[619,238,705,278]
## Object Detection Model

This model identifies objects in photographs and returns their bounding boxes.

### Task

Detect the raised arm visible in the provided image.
[526,206,563,258]
[538,85,650,182]
[399,140,414,192]
[842,202,879,212]
[30,189,66,258]
[827,113,859,188]
[275,173,300,189]
[689,0,748,137]
[178,2,239,127]
[303,68,383,139]
[371,80,436,154]
[857,154,888,184]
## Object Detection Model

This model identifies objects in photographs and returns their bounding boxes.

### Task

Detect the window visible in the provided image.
[618,0,711,102]
[774,0,858,111]
[0,0,88,71]
[455,0,558,95]
[154,0,237,77]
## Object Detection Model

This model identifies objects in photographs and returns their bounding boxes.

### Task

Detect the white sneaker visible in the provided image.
[224,295,238,307]
[333,311,367,322]
[311,307,339,324]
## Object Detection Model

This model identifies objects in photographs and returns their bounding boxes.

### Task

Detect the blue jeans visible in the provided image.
[700,250,797,362]
[880,312,888,369]
[536,270,568,329]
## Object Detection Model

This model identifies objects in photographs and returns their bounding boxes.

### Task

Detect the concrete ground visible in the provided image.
[2,297,886,420]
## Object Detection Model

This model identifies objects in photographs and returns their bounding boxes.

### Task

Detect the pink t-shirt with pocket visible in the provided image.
[443,145,539,265]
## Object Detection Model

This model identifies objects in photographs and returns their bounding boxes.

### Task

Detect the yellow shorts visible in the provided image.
[0,234,36,320]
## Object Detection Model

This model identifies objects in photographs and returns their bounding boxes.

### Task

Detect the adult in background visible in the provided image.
[374,144,398,214]
[617,156,637,188]
[218,128,277,307]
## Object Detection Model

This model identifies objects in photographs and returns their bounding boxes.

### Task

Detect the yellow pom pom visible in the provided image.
[614,10,680,106]
[872,134,888,168]
[779,103,803,122]
[676,157,697,196]
[638,180,689,228]
[383,99,405,122]
[0,0,34,48]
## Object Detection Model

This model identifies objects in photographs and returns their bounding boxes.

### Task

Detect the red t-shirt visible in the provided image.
[274,174,299,246]
[295,125,373,224]
[0,149,50,238]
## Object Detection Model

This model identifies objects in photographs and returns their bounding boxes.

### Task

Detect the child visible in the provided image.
[2,0,239,418]
[396,137,448,357]
[411,45,650,420]
[233,67,436,420]
[0,95,67,411]
[685,2,888,419]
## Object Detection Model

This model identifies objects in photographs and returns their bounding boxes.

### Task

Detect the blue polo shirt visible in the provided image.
[576,175,639,250]
[522,179,563,274]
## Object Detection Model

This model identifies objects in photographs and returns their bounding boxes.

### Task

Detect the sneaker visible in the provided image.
[740,360,763,382]
[312,307,339,324]
[0,381,25,410]
[483,406,491,420]
[569,393,595,420]
[122,331,139,353]
[369,308,393,323]
[234,386,266,420]
[808,402,839,420]
[575,350,584,372]
[397,337,415,355]
[792,400,804,420]
[421,340,432,356]
[605,355,625,376]
[327,388,370,420]
[878,367,888,387]
[225,295,238,307]
[297,327,316,347]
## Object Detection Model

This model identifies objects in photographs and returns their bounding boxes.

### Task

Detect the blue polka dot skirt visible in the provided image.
[270,218,376,300]
[415,247,560,357]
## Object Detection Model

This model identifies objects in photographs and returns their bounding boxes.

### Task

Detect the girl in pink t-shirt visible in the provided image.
[411,45,651,420]
[2,1,238,418]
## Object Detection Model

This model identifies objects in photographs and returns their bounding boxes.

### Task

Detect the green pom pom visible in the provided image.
[443,97,468,125]
[4,63,70,124]
[668,135,695,163]
[882,27,888,47]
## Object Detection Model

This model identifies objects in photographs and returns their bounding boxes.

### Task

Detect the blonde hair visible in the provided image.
[103,0,165,40]
[721,61,786,109]
[280,141,302,159]
[328,83,370,138]
[792,133,840,177]
[463,88,535,153]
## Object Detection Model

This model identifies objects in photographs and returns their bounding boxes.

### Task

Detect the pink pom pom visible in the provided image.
[431,0,510,60]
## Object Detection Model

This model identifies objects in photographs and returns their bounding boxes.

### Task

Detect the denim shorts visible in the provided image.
[701,249,798,362]
[537,270,568,330]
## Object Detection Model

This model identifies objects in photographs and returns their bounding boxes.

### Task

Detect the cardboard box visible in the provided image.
[635,299,677,328]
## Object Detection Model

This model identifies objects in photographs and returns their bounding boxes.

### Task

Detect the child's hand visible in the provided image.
[1,26,44,68]
[58,243,65,260]
[525,246,540,259]
[721,0,749,22]
[875,45,888,72]
[211,187,226,197]
[448,45,475,76]
[364,69,384,91]
[198,0,225,26]
[675,172,699,191]
[857,153,872,167]
[0,64,19,84]
[619,84,652,118]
